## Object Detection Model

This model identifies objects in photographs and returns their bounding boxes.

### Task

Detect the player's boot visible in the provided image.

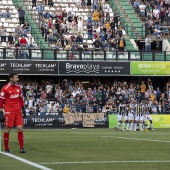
[20,148,26,153]
[114,127,118,131]
[148,128,155,131]
[5,149,11,153]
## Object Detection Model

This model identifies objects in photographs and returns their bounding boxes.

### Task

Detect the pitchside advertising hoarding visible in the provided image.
[59,61,130,75]
[131,61,170,75]
[109,115,170,128]
[22,114,109,129]
[0,60,58,75]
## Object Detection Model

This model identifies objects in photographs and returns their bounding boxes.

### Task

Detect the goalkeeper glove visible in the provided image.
[22,107,26,119]
[0,110,4,123]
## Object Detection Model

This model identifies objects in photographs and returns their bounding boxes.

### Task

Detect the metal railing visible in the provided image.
[1,48,170,61]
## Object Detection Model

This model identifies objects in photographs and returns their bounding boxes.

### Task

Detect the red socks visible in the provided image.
[4,132,9,151]
[4,131,24,150]
[18,131,24,149]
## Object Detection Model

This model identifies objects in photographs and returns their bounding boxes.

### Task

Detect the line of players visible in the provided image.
[114,98,154,131]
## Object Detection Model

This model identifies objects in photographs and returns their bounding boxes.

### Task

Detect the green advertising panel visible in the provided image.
[131,62,170,75]
[109,115,117,128]
[147,115,170,128]
[109,115,170,129]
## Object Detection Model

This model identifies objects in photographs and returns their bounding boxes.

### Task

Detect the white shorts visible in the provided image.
[140,115,144,122]
[134,114,139,122]
[144,114,152,121]
[128,113,134,121]
[117,115,122,121]
[124,115,128,121]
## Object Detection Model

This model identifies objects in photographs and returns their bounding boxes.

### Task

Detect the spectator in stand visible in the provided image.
[93,37,101,50]
[0,25,6,42]
[75,32,83,43]
[26,37,37,49]
[36,3,44,19]
[3,7,11,19]
[50,11,57,20]
[152,28,161,38]
[8,32,14,44]
[118,37,126,54]
[154,16,160,30]
[20,36,27,47]
[47,32,54,47]
[65,4,72,14]
[77,17,84,35]
[64,42,72,50]
[44,10,51,19]
[67,14,73,32]
[100,10,106,24]
[139,2,146,20]
[153,6,160,19]
[22,21,31,35]
[32,0,37,8]
[15,25,22,36]
[160,8,166,25]
[93,9,99,26]
[63,103,71,113]
[47,90,55,102]
[145,34,151,51]
[71,19,77,34]
[18,7,25,26]
[14,36,20,47]
[62,9,67,22]
[87,11,92,24]
[48,0,53,7]
[87,22,93,40]
[167,7,170,25]
[81,0,86,10]
[134,0,140,14]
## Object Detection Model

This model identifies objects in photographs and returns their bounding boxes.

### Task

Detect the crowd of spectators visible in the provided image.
[18,77,170,116]
[0,6,38,59]
[35,0,126,52]
[133,0,170,39]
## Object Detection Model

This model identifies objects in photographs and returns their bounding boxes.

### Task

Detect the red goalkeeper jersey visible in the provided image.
[0,83,23,114]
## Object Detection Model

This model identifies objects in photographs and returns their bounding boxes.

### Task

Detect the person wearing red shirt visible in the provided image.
[0,73,26,153]
[19,36,27,46]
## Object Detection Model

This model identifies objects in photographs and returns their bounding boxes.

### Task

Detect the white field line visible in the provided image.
[102,136,170,143]
[1,152,53,170]
[39,160,170,165]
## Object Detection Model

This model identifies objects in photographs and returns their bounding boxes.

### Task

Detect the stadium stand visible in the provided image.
[20,77,170,116]
[19,0,140,60]
[0,0,42,59]
[0,0,169,60]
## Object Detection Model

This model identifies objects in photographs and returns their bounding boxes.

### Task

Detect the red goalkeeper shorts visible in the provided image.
[4,112,23,127]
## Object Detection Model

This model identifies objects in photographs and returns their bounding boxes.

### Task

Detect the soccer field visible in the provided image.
[0,129,170,170]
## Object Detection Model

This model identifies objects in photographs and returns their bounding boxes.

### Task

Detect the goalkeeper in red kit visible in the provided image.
[0,73,26,153]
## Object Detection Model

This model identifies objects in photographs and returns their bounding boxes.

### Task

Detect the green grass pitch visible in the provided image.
[0,129,170,170]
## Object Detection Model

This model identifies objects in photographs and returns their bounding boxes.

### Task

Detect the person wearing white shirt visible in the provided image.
[139,2,146,20]
[72,89,78,97]
[96,25,100,38]
[65,4,72,14]
[153,7,160,18]
[46,82,53,93]
[64,33,71,42]
[77,17,84,34]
